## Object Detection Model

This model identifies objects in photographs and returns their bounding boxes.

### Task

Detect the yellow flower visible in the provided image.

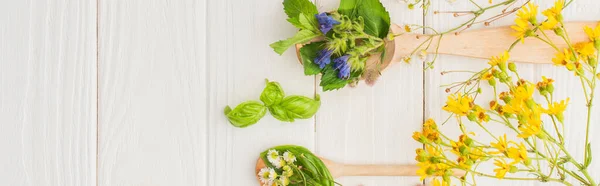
[541,16,559,30]
[574,42,596,58]
[491,134,509,154]
[443,94,473,116]
[552,48,576,67]
[544,98,569,122]
[489,51,510,66]
[584,24,600,41]
[512,83,535,101]
[423,119,441,143]
[416,162,431,181]
[432,178,449,186]
[473,106,490,123]
[544,98,569,115]
[511,19,530,43]
[507,142,530,165]
[542,0,564,20]
[516,3,538,24]
[493,159,515,179]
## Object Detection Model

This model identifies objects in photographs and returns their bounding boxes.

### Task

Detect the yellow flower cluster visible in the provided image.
[413,119,441,143]
[413,1,600,185]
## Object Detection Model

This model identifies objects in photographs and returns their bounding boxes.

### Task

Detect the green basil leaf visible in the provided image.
[268,105,295,122]
[260,80,285,106]
[270,29,319,55]
[224,101,267,128]
[279,95,320,119]
[338,0,391,38]
[319,66,349,91]
[300,41,325,75]
[283,0,318,19]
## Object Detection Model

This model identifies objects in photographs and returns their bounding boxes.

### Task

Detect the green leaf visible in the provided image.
[338,0,391,38]
[299,41,325,75]
[584,143,592,168]
[319,66,349,91]
[298,13,319,32]
[283,0,318,19]
[260,79,285,106]
[268,105,295,122]
[224,101,267,128]
[270,29,320,55]
[278,95,321,119]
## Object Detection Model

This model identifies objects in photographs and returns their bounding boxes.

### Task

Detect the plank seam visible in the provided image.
[95,0,100,185]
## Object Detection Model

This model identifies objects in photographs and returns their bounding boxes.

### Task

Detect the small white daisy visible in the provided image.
[268,168,278,181]
[267,149,281,165]
[257,168,271,184]
[283,151,296,163]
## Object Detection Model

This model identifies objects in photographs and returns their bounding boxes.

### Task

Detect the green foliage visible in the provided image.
[279,95,321,119]
[268,105,295,122]
[260,145,335,186]
[338,0,390,39]
[320,66,349,91]
[299,42,324,75]
[283,0,318,20]
[225,80,320,126]
[271,30,320,55]
[224,101,267,128]
[260,80,285,106]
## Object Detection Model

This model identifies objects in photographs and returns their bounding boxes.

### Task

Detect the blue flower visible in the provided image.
[315,13,340,34]
[314,49,334,69]
[333,55,351,79]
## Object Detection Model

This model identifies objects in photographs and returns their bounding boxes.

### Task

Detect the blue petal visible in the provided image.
[315,13,340,34]
[314,49,333,69]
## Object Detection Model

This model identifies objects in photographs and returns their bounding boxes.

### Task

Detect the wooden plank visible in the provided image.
[205,0,316,185]
[425,0,600,185]
[97,0,207,185]
[313,0,424,185]
[0,0,96,185]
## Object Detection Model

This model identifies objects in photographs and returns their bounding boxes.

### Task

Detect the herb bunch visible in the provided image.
[413,1,600,185]
[271,0,391,91]
[258,145,335,186]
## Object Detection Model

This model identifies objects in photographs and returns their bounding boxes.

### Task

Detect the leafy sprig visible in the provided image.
[224,79,320,127]
[271,0,391,91]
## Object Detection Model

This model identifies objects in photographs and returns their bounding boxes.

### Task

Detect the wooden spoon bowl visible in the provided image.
[294,22,596,84]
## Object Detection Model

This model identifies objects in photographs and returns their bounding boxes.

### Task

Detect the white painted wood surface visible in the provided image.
[0,0,599,185]
[0,0,97,185]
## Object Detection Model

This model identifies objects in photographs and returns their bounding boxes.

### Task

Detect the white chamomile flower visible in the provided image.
[279,175,290,186]
[282,151,296,163]
[267,149,281,165]
[257,168,272,184]
[268,168,278,181]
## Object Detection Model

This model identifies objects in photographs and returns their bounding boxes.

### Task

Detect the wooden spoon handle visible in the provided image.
[393,22,596,64]
[338,164,419,177]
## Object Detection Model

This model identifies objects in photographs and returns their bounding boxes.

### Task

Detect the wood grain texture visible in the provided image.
[0,0,96,185]
[425,0,600,185]
[314,0,424,185]
[98,0,207,185]
[206,0,316,185]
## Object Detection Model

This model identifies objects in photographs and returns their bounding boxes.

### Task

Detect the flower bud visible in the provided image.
[509,166,519,173]
[595,39,600,50]
[408,4,415,9]
[488,78,496,86]
[467,112,477,122]
[554,27,564,36]
[589,57,597,68]
[547,84,554,94]
[508,62,517,72]
[596,73,600,80]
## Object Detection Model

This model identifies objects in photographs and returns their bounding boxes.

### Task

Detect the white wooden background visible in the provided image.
[0,0,598,185]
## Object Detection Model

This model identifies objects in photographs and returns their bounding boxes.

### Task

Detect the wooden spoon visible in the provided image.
[295,21,596,84]
[255,157,464,184]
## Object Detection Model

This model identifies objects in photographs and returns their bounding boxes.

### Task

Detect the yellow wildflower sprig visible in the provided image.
[415,1,599,185]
